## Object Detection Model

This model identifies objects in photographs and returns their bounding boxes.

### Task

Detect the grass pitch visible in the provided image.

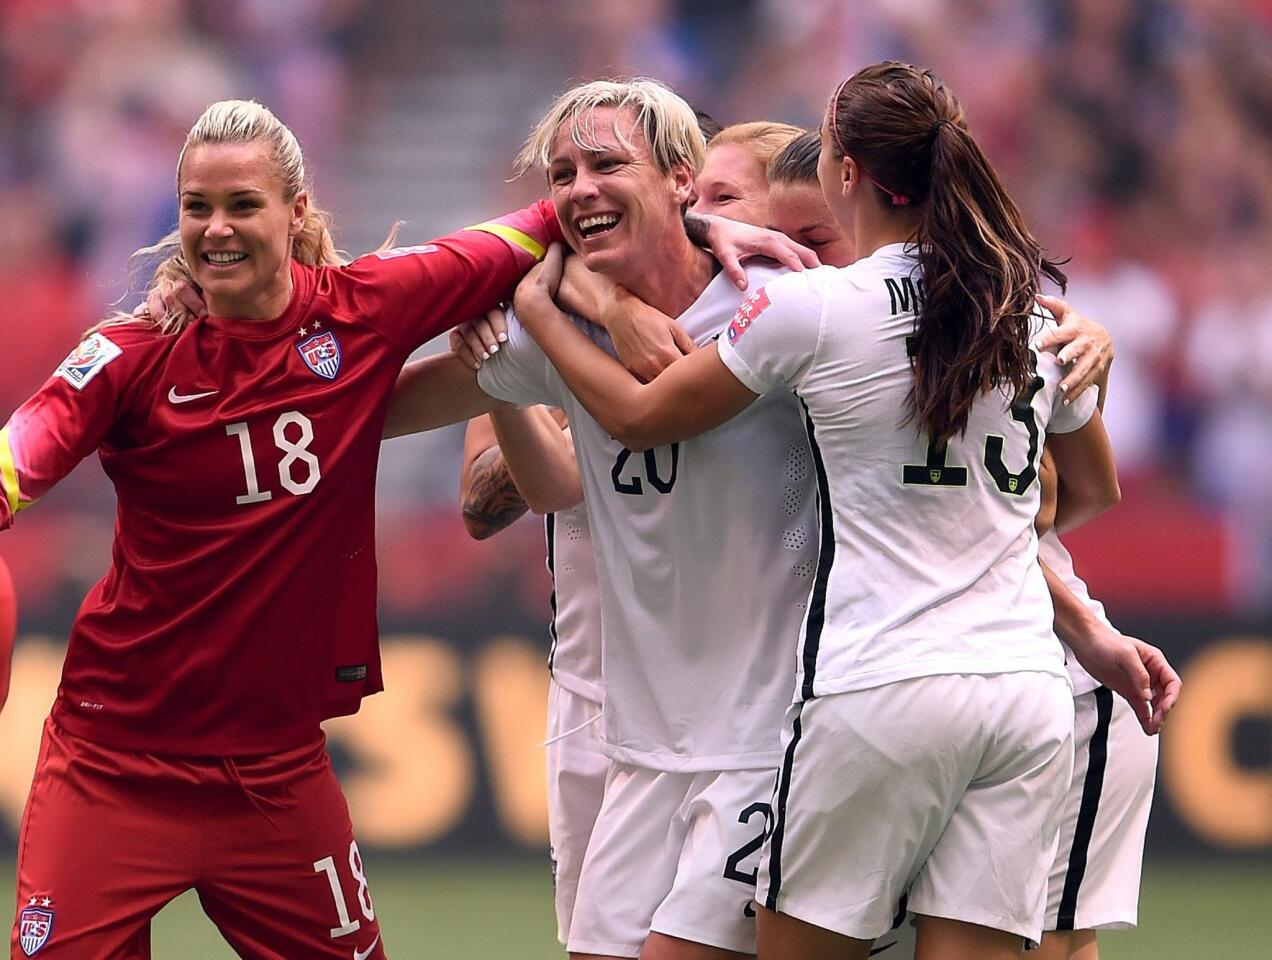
[3,856,1268,957]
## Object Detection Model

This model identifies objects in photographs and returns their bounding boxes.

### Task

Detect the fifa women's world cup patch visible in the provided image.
[54,333,122,390]
[727,287,771,345]
[297,330,343,380]
[18,898,55,956]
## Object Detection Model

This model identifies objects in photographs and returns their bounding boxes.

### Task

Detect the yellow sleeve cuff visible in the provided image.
[464,222,547,261]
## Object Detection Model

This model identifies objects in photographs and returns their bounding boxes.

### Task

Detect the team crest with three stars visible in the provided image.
[297,330,342,380]
[19,901,54,956]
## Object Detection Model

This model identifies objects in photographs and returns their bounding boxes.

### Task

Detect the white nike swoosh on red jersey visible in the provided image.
[168,387,219,404]
[353,934,380,960]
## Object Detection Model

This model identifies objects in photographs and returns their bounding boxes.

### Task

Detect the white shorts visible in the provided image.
[758,672,1075,946]
[567,763,776,957]
[1045,687,1158,932]
[545,678,608,944]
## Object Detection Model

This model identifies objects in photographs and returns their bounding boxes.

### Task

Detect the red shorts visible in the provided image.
[10,719,386,959]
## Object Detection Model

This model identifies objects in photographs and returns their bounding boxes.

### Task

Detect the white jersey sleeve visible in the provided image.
[716,270,826,395]
[476,307,565,408]
[1033,315,1098,435]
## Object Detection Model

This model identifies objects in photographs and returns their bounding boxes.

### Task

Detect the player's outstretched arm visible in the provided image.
[383,352,500,439]
[514,245,758,450]
[1042,561,1181,734]
[1035,449,1058,537]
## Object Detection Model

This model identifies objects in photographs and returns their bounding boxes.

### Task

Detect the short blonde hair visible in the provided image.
[707,122,804,178]
[516,79,706,177]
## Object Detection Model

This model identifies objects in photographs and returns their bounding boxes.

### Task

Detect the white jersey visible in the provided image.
[479,262,818,771]
[1039,530,1109,697]
[545,502,604,702]
[717,244,1097,699]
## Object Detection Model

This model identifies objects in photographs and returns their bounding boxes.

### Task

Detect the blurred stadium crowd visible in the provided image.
[1,0,1270,621]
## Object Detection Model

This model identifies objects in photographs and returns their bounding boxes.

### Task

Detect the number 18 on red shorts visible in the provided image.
[11,720,386,960]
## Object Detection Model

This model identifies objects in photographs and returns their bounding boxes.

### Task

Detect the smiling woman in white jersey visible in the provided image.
[505,61,1182,960]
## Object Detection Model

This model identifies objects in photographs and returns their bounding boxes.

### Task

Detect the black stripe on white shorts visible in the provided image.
[1055,686,1114,930]
[763,702,806,911]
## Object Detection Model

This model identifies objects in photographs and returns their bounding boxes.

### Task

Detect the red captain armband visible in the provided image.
[0,555,15,711]
[727,287,771,345]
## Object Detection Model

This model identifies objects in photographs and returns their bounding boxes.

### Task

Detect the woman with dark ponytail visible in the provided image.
[511,60,1178,960]
[830,62,1069,451]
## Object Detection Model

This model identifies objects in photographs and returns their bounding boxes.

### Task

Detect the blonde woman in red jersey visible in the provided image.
[0,98,567,960]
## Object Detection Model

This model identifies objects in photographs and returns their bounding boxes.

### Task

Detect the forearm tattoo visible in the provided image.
[683,211,711,248]
[462,446,529,538]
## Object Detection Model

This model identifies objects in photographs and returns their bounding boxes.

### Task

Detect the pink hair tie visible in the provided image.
[830,78,910,205]
[863,169,912,206]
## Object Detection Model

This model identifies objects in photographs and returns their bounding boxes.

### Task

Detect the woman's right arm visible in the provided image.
[352,201,565,352]
[1042,560,1180,734]
[459,415,528,541]
[382,353,500,439]
[513,254,759,451]
[1043,407,1120,534]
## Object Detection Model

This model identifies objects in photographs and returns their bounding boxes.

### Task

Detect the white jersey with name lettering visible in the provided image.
[479,262,818,772]
[546,502,603,702]
[717,245,1097,699]
[1038,529,1105,697]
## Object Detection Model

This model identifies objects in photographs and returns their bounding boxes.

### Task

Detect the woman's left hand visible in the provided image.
[1071,626,1182,736]
[1036,295,1114,401]
[513,243,567,330]
[135,278,208,323]
[692,213,820,290]
[449,310,507,370]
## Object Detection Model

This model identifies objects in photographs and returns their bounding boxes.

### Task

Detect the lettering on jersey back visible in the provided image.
[884,276,924,316]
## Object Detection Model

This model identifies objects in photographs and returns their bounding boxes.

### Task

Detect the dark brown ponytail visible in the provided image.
[827,62,1066,445]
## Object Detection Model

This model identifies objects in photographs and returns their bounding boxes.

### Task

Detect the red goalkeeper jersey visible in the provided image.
[0,202,561,755]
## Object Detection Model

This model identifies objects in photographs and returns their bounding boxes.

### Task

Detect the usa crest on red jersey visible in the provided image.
[297,331,342,380]
[727,287,770,345]
[19,906,54,956]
